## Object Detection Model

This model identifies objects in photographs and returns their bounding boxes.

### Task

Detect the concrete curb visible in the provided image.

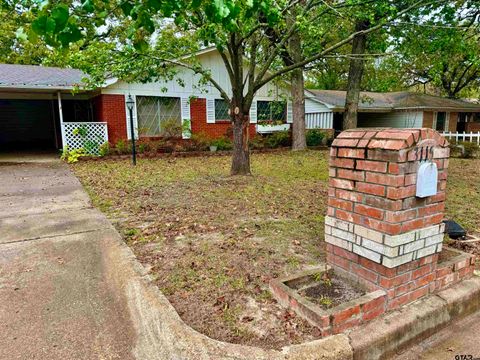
[349,275,480,360]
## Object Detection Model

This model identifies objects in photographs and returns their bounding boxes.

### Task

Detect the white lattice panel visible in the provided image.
[62,122,108,154]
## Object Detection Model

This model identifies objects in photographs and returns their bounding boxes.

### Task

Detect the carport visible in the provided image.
[0,64,98,152]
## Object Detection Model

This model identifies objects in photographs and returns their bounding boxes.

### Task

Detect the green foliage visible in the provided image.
[318,295,333,308]
[265,131,291,148]
[161,118,182,138]
[306,129,325,147]
[249,135,266,150]
[114,139,131,155]
[182,119,192,138]
[190,132,211,151]
[459,141,479,159]
[60,147,87,163]
[210,137,233,151]
[72,126,88,137]
[99,142,110,157]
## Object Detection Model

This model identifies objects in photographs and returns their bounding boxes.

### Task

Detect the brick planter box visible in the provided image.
[435,246,476,291]
[269,267,387,336]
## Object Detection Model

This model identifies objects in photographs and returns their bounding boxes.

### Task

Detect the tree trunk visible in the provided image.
[343,20,370,130]
[289,31,306,150]
[285,13,307,150]
[230,111,251,175]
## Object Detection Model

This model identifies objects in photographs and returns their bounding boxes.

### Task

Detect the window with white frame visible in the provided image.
[136,96,181,137]
[214,99,230,121]
[257,100,287,123]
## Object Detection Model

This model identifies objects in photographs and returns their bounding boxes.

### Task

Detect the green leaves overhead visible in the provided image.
[30,4,80,47]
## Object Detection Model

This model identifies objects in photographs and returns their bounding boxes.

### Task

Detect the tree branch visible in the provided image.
[253,0,445,92]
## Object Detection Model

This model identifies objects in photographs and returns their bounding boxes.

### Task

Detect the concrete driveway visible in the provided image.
[0,159,136,359]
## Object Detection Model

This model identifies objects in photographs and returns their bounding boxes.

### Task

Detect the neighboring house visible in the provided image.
[0,48,330,151]
[309,90,480,134]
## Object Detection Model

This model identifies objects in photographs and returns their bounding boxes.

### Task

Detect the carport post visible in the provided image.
[57,92,66,149]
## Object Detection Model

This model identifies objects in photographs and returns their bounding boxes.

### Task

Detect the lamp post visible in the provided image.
[126,94,136,166]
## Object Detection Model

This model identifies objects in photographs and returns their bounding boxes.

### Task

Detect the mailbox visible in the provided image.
[416,161,438,198]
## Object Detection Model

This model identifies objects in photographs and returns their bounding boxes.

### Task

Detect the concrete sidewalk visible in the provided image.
[0,160,136,359]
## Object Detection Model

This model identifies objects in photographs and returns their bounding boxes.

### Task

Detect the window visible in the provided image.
[435,112,446,131]
[136,96,181,137]
[257,101,287,123]
[215,99,230,121]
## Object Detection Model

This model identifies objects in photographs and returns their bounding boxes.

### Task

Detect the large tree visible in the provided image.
[392,1,480,99]
[28,0,441,175]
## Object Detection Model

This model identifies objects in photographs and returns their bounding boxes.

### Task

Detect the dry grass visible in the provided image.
[72,151,480,348]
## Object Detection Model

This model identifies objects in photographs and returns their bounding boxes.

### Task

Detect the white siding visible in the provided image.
[358,111,424,128]
[305,112,333,129]
[101,50,293,133]
[305,97,331,113]
[102,50,290,101]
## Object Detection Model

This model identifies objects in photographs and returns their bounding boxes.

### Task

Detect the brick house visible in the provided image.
[309,90,480,135]
[0,48,330,151]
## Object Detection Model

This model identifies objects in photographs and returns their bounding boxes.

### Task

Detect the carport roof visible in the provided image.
[0,64,88,90]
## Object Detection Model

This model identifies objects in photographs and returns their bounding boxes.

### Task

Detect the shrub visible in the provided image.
[99,142,110,157]
[190,132,211,151]
[60,147,87,163]
[306,129,325,147]
[459,141,479,158]
[265,131,291,148]
[210,137,233,150]
[182,119,192,139]
[114,139,131,155]
[249,135,266,149]
[161,119,182,138]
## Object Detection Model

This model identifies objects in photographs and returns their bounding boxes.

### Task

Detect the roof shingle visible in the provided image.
[0,64,87,89]
[309,90,480,112]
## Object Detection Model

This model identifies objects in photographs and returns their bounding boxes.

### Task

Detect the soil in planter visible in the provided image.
[446,237,480,267]
[298,273,366,309]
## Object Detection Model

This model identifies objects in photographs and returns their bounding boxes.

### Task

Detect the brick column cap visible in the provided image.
[332,128,449,151]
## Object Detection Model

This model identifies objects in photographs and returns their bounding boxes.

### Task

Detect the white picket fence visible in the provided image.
[61,122,109,154]
[442,131,480,145]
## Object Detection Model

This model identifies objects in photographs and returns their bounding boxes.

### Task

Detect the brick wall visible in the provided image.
[423,111,434,128]
[94,94,127,144]
[449,112,458,132]
[190,98,256,139]
[326,128,455,309]
[466,122,480,132]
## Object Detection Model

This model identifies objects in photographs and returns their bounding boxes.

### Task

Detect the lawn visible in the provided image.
[72,151,480,349]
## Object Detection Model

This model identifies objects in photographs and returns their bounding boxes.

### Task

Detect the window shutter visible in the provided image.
[125,95,138,140]
[286,100,293,123]
[181,97,191,139]
[432,112,437,130]
[206,98,215,123]
[249,100,257,123]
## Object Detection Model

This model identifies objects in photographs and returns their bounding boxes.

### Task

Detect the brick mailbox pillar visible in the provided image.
[326,128,450,309]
